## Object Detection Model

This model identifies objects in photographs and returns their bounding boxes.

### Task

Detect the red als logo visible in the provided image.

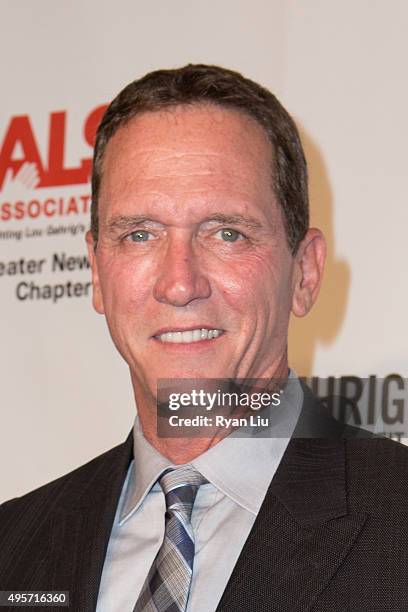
[0,104,107,192]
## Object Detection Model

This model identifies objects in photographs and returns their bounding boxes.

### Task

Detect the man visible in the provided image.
[1,64,408,612]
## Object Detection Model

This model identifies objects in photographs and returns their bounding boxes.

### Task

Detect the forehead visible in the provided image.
[99,104,276,221]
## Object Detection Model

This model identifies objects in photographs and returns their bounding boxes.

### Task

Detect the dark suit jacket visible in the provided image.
[2,386,408,611]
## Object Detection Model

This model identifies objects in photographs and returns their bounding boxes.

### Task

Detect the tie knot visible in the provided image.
[159,466,207,520]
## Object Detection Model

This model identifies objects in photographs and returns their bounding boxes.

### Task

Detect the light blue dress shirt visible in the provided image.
[96,373,303,612]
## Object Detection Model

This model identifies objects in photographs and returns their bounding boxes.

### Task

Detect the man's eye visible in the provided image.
[127,230,151,242]
[218,228,243,242]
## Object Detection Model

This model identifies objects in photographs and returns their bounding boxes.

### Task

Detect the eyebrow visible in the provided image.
[105,215,160,234]
[203,213,265,230]
[105,212,266,234]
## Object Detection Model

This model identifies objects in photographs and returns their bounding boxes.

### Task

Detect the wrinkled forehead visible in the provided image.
[99,104,275,204]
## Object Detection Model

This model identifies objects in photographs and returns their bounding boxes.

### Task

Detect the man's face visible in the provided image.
[88,104,300,401]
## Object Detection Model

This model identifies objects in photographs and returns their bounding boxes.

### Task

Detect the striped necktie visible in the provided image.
[133,465,207,612]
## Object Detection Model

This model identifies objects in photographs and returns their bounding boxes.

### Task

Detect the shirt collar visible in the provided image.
[119,417,175,524]
[120,370,303,523]
[191,371,303,514]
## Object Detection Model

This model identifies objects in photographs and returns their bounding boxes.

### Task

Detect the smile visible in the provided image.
[155,328,224,343]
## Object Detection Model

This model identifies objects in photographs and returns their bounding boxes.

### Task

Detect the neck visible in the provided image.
[133,353,289,464]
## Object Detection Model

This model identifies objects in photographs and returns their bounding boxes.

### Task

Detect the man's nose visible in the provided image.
[153,238,211,306]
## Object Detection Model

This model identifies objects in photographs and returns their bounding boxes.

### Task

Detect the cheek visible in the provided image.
[214,250,292,314]
[97,255,153,317]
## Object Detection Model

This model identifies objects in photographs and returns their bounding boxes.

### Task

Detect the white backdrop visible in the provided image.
[1,0,407,502]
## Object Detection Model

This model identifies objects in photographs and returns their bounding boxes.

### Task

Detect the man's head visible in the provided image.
[91,64,308,255]
[86,64,325,411]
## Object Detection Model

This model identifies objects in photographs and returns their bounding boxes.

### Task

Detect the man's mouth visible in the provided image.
[154,328,224,344]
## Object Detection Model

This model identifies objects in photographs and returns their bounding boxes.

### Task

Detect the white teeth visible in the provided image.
[181,330,193,343]
[192,329,202,342]
[173,332,182,343]
[157,328,223,343]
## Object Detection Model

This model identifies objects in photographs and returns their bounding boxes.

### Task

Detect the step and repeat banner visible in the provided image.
[1,1,407,501]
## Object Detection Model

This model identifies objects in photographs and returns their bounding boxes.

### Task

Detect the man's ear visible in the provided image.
[86,230,105,314]
[291,228,326,317]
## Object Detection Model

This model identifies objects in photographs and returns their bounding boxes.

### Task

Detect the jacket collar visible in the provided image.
[216,386,368,611]
[48,432,134,611]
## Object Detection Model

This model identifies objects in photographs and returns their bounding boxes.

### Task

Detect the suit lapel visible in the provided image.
[216,393,368,612]
[46,432,134,612]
